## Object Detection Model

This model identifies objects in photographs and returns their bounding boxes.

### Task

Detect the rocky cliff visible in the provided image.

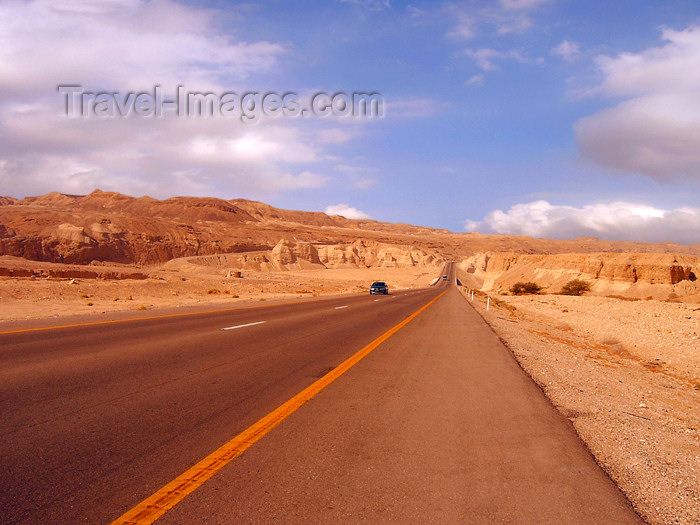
[163,239,444,273]
[457,252,700,299]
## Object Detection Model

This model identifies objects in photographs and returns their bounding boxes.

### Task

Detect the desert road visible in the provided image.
[0,263,643,524]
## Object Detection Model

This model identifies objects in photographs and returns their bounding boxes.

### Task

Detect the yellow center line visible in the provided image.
[110,289,447,525]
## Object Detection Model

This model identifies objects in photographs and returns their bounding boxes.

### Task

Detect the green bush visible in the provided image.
[560,279,591,296]
[510,281,542,295]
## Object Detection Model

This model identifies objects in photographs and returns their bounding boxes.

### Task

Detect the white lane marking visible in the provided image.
[222,321,266,331]
[335,306,349,310]
[373,299,380,302]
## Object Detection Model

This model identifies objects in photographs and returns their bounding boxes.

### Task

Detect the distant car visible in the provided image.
[442,275,448,281]
[370,281,389,295]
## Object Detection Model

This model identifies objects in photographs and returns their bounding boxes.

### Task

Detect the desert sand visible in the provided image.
[0,256,436,321]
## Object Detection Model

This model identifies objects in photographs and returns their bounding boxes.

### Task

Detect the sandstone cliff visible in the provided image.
[163,239,444,273]
[457,252,700,299]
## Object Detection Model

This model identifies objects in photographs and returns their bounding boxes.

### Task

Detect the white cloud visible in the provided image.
[465,74,485,86]
[447,12,476,40]
[407,5,428,18]
[315,128,359,144]
[0,0,341,199]
[464,48,540,71]
[0,0,285,97]
[574,25,700,181]
[465,49,505,71]
[551,40,580,62]
[463,219,481,232]
[325,203,373,220]
[446,0,549,41]
[465,200,700,244]
[489,11,534,35]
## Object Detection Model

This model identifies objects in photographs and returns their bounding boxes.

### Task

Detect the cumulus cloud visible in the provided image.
[0,0,284,97]
[464,200,700,244]
[575,25,700,181]
[0,0,336,199]
[325,203,373,220]
[551,40,580,62]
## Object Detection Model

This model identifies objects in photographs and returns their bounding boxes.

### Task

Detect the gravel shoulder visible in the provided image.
[462,290,699,525]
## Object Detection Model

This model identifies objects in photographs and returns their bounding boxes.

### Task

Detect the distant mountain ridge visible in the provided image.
[1,189,698,265]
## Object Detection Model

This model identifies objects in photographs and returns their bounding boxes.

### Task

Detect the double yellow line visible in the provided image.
[112,290,446,525]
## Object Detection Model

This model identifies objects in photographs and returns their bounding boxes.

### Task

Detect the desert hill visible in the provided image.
[1,190,699,300]
[2,189,699,264]
[0,190,456,265]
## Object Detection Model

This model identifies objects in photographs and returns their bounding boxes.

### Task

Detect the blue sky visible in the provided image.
[1,0,700,243]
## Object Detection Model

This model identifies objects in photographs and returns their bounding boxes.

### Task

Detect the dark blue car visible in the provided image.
[370,281,389,295]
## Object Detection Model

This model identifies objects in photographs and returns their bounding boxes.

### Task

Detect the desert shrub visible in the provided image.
[606,295,640,302]
[560,279,590,296]
[510,281,542,295]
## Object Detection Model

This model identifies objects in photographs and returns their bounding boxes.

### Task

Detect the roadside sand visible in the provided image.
[0,267,436,321]
[463,290,699,525]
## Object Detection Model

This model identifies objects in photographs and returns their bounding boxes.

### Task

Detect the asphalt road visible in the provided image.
[0,263,643,524]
